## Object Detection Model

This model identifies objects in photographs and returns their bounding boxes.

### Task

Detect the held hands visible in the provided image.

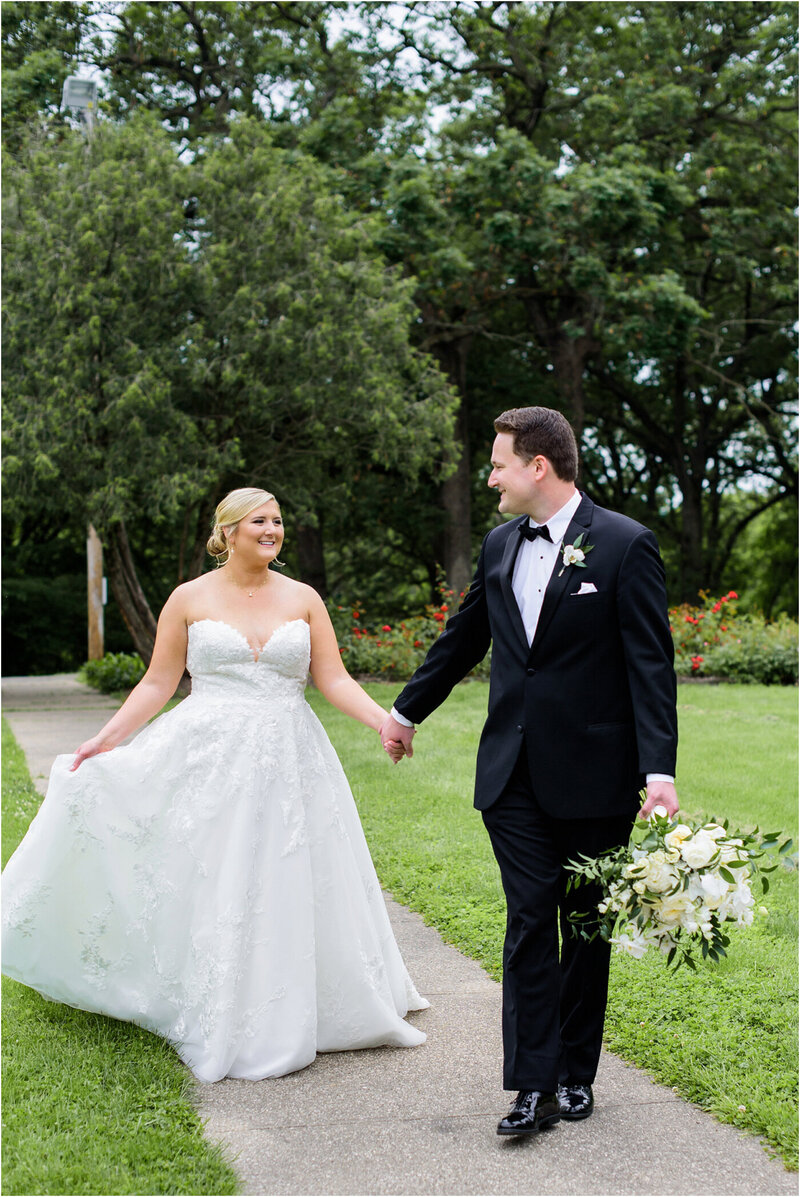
[383,739,406,764]
[638,779,679,820]
[379,713,415,764]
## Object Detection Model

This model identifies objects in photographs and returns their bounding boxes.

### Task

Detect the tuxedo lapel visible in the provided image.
[530,495,594,657]
[500,518,531,654]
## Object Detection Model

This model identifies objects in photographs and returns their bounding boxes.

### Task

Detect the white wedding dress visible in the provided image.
[2,618,428,1082]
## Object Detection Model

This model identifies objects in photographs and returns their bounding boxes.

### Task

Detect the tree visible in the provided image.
[4,2,797,623]
[182,117,457,593]
[3,116,208,658]
[1,1,91,151]
[367,0,798,599]
[86,0,423,168]
[3,115,456,661]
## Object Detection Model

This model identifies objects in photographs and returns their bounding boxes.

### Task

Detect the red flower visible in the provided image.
[712,602,722,613]
[376,640,382,647]
[352,610,360,619]
[727,591,738,599]
[685,616,698,625]
[440,604,448,611]
[720,625,727,632]
[433,612,445,622]
[690,654,704,673]
[381,625,391,632]
[414,640,423,648]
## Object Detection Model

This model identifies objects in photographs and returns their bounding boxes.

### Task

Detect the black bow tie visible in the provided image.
[519,522,552,543]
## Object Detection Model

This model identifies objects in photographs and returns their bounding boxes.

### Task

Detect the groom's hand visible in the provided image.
[639,780,679,820]
[380,713,415,761]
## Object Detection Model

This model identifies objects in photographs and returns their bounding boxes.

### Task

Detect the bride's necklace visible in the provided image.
[226,569,271,598]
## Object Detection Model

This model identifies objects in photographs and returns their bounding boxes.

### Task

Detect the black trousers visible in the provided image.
[482,748,634,1092]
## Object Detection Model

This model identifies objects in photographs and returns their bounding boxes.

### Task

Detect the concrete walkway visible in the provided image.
[3,674,796,1197]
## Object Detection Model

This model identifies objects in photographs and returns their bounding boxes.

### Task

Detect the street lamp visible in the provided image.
[61,76,98,132]
[62,76,105,660]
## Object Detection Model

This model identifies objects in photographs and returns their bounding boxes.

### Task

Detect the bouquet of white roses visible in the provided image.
[566,806,794,971]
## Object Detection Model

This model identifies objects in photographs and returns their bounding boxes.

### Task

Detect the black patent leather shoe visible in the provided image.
[557,1082,594,1120]
[497,1090,561,1136]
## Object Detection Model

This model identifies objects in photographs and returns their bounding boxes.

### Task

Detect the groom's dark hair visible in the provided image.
[494,407,579,482]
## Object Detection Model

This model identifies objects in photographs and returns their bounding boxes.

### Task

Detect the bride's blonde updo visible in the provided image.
[207,487,280,566]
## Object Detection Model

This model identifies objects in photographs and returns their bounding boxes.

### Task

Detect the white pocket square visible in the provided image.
[572,581,598,595]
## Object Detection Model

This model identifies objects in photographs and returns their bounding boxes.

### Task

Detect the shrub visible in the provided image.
[328,585,796,686]
[704,616,799,685]
[79,652,146,694]
[328,584,491,682]
[671,591,798,685]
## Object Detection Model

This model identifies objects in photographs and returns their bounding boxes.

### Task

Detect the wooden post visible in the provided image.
[87,524,104,660]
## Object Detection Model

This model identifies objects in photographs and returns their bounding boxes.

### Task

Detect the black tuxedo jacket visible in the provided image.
[394,493,678,819]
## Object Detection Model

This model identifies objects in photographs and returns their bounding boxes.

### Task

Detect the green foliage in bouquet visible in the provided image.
[567,807,795,972]
[79,652,146,695]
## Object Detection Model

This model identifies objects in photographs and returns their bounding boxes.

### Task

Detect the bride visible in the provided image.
[2,487,428,1083]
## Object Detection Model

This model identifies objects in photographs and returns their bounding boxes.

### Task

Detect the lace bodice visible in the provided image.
[186,618,311,701]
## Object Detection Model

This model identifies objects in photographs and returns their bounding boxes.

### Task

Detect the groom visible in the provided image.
[381,406,679,1136]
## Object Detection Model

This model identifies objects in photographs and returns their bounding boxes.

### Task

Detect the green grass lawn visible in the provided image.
[308,681,799,1170]
[3,683,796,1190]
[1,720,239,1197]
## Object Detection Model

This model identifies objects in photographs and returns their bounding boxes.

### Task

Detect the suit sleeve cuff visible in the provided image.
[646,773,675,784]
[391,707,415,728]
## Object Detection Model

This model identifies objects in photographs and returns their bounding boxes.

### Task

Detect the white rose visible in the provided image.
[562,545,585,566]
[641,849,680,893]
[664,824,693,861]
[653,892,694,928]
[703,823,728,840]
[680,831,719,870]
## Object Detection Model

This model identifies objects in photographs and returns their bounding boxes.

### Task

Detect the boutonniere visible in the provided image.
[558,532,595,577]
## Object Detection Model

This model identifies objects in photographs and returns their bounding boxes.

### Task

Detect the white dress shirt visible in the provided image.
[512,491,582,646]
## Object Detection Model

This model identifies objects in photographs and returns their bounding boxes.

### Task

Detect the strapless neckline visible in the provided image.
[188,617,308,663]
